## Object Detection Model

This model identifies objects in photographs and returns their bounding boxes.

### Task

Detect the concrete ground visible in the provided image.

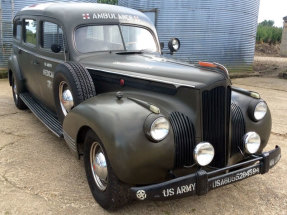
[0,77,286,215]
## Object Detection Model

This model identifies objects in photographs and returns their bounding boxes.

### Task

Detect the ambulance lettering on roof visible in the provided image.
[81,12,140,21]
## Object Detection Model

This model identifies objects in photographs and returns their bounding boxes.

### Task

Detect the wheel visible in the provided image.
[53,62,96,123]
[11,74,27,110]
[84,130,131,210]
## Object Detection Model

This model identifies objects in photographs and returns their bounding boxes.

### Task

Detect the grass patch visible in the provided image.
[0,70,8,79]
[256,20,282,44]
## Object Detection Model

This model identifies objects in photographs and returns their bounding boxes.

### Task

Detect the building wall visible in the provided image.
[119,0,260,72]
[0,0,14,69]
[280,17,287,57]
[0,0,97,69]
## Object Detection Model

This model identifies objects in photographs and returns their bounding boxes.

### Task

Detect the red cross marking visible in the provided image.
[82,13,90,20]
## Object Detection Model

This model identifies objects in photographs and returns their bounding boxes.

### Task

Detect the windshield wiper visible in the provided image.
[116,49,155,55]
[116,50,144,55]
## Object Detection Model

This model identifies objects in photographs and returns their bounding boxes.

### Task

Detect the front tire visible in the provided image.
[84,130,131,210]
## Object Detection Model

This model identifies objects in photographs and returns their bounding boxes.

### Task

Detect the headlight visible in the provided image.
[168,38,180,52]
[193,142,215,166]
[254,101,267,121]
[149,117,170,142]
[244,132,261,154]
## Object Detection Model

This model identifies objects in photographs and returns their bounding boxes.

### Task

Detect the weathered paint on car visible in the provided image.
[8,2,280,209]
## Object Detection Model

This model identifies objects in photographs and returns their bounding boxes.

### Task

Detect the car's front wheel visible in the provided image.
[84,130,131,210]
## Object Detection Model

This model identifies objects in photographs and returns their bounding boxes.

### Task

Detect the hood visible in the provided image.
[79,53,228,89]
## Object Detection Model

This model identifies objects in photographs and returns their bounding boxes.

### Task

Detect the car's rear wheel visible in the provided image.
[53,62,96,123]
[11,74,27,110]
[84,130,131,210]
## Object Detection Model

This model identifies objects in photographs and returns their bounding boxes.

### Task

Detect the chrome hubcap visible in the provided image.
[59,81,74,116]
[90,142,108,191]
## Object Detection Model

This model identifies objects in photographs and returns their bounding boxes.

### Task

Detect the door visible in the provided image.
[12,18,22,70]
[37,20,66,112]
[18,18,41,99]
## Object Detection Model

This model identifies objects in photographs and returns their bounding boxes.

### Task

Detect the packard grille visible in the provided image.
[231,102,246,155]
[202,86,231,167]
[169,112,195,168]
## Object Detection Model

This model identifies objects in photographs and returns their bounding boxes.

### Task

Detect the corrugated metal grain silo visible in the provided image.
[118,0,260,72]
[0,0,14,70]
[0,0,97,69]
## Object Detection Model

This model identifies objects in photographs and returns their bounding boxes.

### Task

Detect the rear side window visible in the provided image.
[42,22,65,51]
[13,20,22,41]
[24,19,37,46]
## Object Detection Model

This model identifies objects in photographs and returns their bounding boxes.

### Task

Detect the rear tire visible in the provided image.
[53,62,96,123]
[84,130,131,210]
[11,74,27,110]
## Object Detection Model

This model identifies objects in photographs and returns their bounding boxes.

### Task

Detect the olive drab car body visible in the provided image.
[8,2,281,210]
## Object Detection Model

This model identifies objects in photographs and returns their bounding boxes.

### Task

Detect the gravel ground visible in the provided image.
[253,56,287,77]
[0,77,286,215]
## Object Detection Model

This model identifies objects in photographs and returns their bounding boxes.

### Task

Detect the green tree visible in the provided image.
[260,20,274,27]
[256,20,283,44]
[97,0,118,4]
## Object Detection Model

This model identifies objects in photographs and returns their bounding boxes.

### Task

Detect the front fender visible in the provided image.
[231,89,272,153]
[63,92,175,185]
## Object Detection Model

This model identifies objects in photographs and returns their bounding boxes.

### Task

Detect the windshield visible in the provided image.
[75,25,158,53]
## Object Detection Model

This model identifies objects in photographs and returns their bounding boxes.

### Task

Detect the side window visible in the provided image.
[42,21,65,52]
[24,19,37,46]
[13,19,22,41]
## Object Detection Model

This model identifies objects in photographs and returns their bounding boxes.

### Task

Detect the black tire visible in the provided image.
[53,62,96,123]
[84,130,131,210]
[11,74,27,110]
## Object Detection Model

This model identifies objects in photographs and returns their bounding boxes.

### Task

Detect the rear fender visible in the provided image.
[8,55,25,91]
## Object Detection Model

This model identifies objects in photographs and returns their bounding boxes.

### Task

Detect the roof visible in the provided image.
[284,16,287,22]
[16,3,154,29]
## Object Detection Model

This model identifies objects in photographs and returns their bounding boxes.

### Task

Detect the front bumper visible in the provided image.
[130,146,281,201]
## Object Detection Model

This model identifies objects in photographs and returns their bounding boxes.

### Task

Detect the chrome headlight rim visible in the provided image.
[144,115,170,142]
[248,99,268,122]
[150,116,170,142]
[253,101,267,121]
[244,131,261,154]
[193,142,215,166]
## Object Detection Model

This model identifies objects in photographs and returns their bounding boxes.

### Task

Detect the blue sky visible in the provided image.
[258,0,287,27]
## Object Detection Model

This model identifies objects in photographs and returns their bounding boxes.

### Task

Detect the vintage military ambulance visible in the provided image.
[8,3,281,210]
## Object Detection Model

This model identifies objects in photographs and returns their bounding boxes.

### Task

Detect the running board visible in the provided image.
[20,93,63,138]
